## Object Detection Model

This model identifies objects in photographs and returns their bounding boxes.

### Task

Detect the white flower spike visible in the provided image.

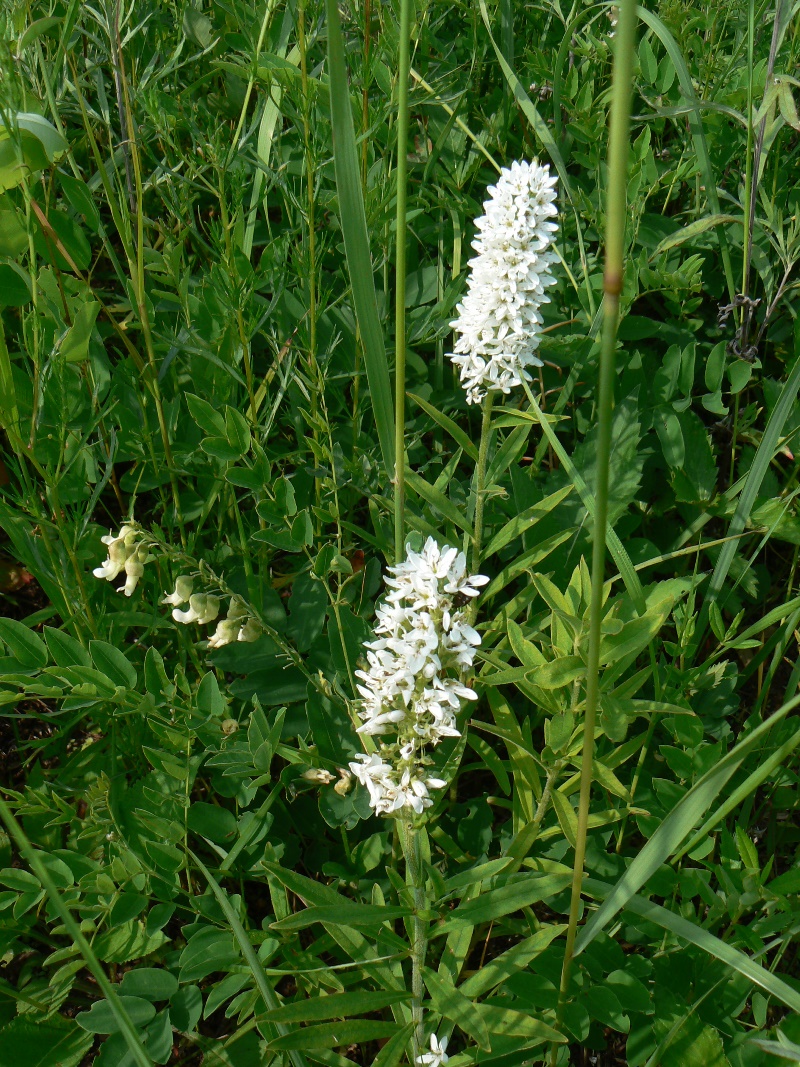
[417,1033,449,1066]
[348,539,487,817]
[449,159,559,404]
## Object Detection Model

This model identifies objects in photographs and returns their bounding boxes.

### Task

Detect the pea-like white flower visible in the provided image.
[206,596,262,647]
[348,539,486,817]
[93,523,154,595]
[448,159,559,404]
[417,1034,449,1066]
[172,593,220,626]
[162,575,193,606]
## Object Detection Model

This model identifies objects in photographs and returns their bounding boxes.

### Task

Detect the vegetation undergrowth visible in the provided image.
[0,0,798,1065]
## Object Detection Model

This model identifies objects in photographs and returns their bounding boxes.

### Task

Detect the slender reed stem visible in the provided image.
[471,392,494,573]
[551,0,637,1058]
[394,0,412,565]
[401,817,427,1061]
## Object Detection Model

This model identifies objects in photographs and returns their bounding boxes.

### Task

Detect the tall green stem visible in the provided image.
[394,0,412,564]
[551,0,637,1058]
[471,392,493,573]
[401,817,427,1061]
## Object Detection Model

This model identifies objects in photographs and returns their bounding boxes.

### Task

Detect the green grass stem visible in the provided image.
[551,0,638,1056]
[394,0,412,564]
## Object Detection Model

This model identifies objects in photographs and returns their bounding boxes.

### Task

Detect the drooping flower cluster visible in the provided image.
[162,579,261,648]
[92,524,154,597]
[448,159,559,404]
[349,539,487,816]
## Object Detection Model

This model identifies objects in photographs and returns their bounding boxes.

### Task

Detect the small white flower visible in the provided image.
[302,768,336,784]
[162,575,193,606]
[207,617,241,648]
[172,593,220,626]
[417,1033,449,1066]
[237,617,262,643]
[448,159,559,404]
[350,540,486,816]
[94,524,152,587]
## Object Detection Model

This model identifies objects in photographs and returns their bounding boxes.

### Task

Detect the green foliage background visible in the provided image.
[0,0,799,1064]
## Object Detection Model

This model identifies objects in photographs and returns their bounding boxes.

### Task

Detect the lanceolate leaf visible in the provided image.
[324,0,394,477]
[575,690,800,952]
[583,878,800,1014]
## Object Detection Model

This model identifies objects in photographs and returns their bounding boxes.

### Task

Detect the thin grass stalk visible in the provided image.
[394,0,412,564]
[551,0,637,1057]
[471,392,493,573]
[401,817,427,1061]
[0,798,153,1067]
[298,0,322,531]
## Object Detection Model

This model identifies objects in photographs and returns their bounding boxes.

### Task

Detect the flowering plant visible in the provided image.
[349,538,487,815]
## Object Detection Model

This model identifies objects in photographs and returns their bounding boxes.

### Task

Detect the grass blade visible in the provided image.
[190,850,308,1067]
[638,5,736,301]
[324,0,395,478]
[575,689,800,952]
[522,382,646,614]
[584,878,800,1014]
[697,351,800,646]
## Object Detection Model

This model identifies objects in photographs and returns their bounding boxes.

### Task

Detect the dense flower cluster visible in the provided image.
[162,579,262,647]
[92,524,154,597]
[348,539,487,816]
[448,159,559,404]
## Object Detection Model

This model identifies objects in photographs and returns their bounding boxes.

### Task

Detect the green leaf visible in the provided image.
[652,215,739,258]
[324,0,394,478]
[190,852,308,1067]
[267,1020,399,1051]
[551,789,577,846]
[654,407,685,469]
[89,640,137,688]
[225,406,251,455]
[0,618,47,668]
[639,7,735,299]
[0,262,32,306]
[474,1003,564,1045]
[270,903,411,932]
[483,486,573,559]
[704,342,726,392]
[186,392,226,436]
[700,348,800,632]
[584,877,800,1015]
[458,925,566,998]
[576,690,800,952]
[530,656,585,690]
[437,873,572,933]
[0,1015,92,1067]
[60,300,100,362]
[408,392,479,461]
[77,996,157,1034]
[44,626,91,668]
[406,469,473,536]
[423,968,492,1050]
[370,1024,415,1067]
[260,990,410,1025]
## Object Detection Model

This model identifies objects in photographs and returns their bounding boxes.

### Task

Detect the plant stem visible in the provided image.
[0,798,153,1067]
[471,392,494,573]
[551,0,637,1058]
[401,817,427,1061]
[394,0,412,565]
